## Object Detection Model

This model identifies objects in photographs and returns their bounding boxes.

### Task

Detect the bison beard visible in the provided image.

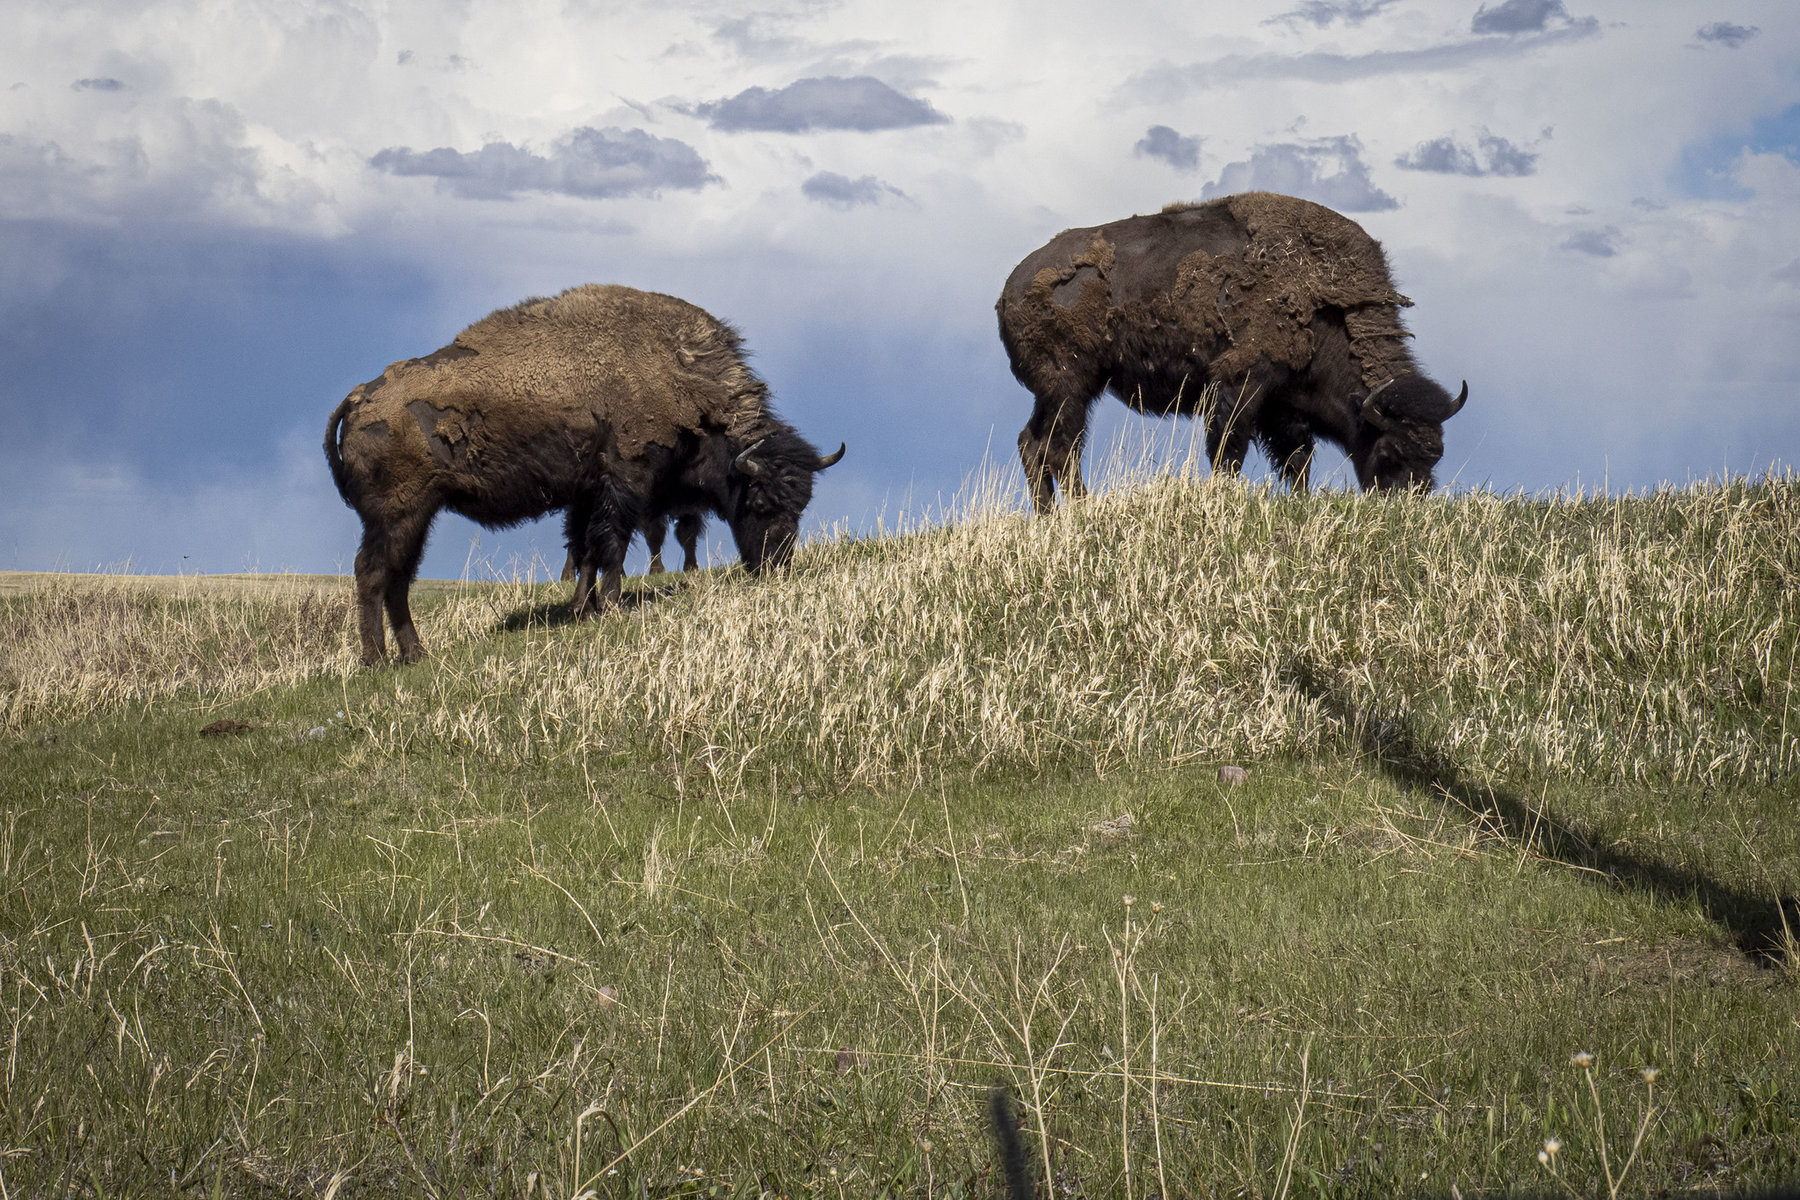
[996,191,1467,511]
[324,284,844,665]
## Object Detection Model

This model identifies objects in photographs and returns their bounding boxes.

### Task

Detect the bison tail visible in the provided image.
[323,396,356,507]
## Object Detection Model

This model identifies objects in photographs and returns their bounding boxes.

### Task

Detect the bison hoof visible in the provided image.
[572,596,620,620]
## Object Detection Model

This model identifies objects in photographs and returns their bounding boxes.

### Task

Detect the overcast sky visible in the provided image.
[2,0,1796,577]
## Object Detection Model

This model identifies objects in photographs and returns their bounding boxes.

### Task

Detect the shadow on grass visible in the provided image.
[1287,657,1798,965]
[495,575,698,634]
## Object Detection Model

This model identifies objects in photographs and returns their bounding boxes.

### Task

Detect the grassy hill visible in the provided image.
[2,468,1796,1198]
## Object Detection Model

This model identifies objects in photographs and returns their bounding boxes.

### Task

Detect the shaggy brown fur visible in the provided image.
[326,284,842,664]
[996,192,1467,511]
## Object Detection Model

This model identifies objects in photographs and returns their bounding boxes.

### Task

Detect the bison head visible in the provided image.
[1354,375,1468,491]
[728,432,846,571]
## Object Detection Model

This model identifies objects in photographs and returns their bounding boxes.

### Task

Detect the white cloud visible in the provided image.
[1561,225,1623,256]
[1134,125,1201,171]
[694,75,950,132]
[1203,136,1397,211]
[1396,131,1539,176]
[800,170,906,207]
[2,0,1798,575]
[1265,0,1401,30]
[370,127,716,200]
[1694,21,1758,47]
[1470,0,1597,36]
[1122,21,1603,103]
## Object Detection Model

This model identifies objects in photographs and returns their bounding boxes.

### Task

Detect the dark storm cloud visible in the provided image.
[1396,131,1538,176]
[1562,226,1622,257]
[695,76,949,133]
[0,218,444,571]
[1471,0,1595,35]
[1134,125,1201,171]
[1123,21,1599,101]
[72,77,126,91]
[1201,137,1397,211]
[369,126,713,200]
[1266,0,1399,28]
[1695,22,1759,47]
[800,170,905,207]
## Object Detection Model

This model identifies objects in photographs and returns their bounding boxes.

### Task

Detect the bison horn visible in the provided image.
[734,439,768,477]
[815,442,846,470]
[1445,380,1468,417]
[1361,379,1396,431]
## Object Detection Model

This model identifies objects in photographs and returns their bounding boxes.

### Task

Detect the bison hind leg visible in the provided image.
[353,509,434,665]
[563,503,595,612]
[1018,375,1101,512]
[353,531,390,665]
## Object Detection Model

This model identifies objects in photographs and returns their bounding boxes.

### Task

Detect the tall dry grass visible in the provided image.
[0,575,356,727]
[389,464,1794,786]
[5,457,1796,787]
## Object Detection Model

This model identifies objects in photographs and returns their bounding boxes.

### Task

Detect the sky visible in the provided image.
[1,0,1796,579]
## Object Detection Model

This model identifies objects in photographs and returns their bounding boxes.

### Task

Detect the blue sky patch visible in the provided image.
[1677,102,1800,200]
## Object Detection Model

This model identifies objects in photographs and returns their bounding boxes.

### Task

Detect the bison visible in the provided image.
[996,191,1467,510]
[324,284,844,665]
[558,508,707,582]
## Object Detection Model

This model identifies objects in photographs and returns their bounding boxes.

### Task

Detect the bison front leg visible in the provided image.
[674,512,704,571]
[1205,375,1267,480]
[1275,443,1314,493]
[1204,421,1251,480]
[641,514,670,575]
[1257,408,1317,494]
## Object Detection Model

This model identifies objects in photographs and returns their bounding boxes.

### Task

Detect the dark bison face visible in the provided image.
[728,433,846,572]
[1354,376,1468,491]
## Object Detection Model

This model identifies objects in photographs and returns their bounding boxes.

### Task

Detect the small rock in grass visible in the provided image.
[200,719,251,737]
[1219,765,1248,785]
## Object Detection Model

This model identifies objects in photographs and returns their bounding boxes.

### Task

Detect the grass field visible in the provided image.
[2,462,1797,1198]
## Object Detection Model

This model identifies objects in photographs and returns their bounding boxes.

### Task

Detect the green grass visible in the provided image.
[1,467,1797,1198]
